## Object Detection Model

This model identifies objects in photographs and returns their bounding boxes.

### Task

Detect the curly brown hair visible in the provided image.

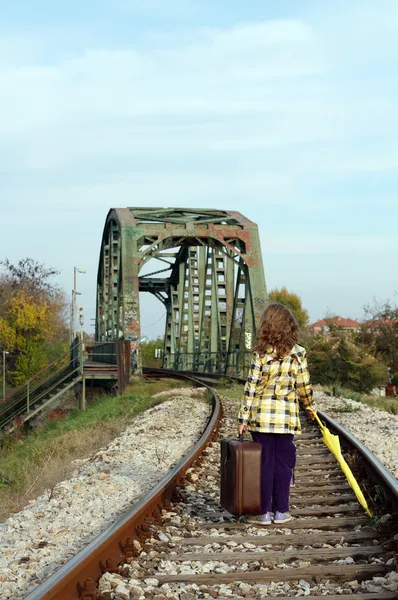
[252,302,299,358]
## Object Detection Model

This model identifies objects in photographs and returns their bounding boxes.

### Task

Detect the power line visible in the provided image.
[142,313,166,328]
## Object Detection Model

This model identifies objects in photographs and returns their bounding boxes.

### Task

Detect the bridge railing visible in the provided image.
[164,351,253,376]
[86,342,117,365]
[85,340,131,393]
[0,342,82,431]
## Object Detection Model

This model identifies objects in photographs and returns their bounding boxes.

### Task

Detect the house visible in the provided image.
[363,318,397,331]
[309,316,361,336]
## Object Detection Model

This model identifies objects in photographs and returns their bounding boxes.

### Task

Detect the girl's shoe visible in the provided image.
[246,512,272,526]
[274,511,293,524]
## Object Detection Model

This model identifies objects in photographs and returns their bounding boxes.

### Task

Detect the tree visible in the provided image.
[0,258,60,297]
[141,337,164,368]
[268,287,309,329]
[0,259,69,387]
[307,326,387,393]
[0,318,16,350]
[1,290,52,383]
[359,299,398,383]
[307,336,339,386]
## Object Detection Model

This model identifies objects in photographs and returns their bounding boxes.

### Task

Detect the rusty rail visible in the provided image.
[24,372,221,600]
[318,409,398,512]
[151,369,398,510]
[23,369,398,599]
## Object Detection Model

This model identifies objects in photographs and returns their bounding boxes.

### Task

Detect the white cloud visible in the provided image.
[0,19,319,162]
[1,4,398,329]
[1,10,397,182]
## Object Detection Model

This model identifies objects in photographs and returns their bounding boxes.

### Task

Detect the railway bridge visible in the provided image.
[96,208,267,375]
[0,208,268,431]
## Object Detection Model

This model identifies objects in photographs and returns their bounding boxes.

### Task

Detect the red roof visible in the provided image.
[364,318,397,329]
[310,316,361,330]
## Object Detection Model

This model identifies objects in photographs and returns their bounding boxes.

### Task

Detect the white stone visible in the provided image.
[379,514,392,523]
[130,586,145,600]
[299,579,311,595]
[363,582,384,593]
[219,584,233,595]
[114,583,131,599]
[144,577,160,586]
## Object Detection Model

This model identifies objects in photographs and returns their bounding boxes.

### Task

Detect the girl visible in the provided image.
[237,302,315,525]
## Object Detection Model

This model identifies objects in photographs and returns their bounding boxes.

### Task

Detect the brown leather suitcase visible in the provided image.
[220,437,262,516]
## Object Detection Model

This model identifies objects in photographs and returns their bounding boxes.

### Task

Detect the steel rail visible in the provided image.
[24,372,221,600]
[317,409,398,511]
[174,370,398,505]
[21,369,398,599]
[152,370,398,508]
[143,368,236,387]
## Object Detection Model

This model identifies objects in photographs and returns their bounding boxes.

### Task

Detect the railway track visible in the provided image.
[25,370,398,600]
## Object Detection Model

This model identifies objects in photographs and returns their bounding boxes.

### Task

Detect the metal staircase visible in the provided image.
[0,343,82,432]
[0,340,132,433]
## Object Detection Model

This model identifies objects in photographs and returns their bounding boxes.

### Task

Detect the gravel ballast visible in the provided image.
[95,391,398,600]
[0,388,211,600]
[2,385,396,600]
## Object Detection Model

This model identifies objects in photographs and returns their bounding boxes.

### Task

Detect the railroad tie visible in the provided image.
[153,563,388,585]
[25,373,397,600]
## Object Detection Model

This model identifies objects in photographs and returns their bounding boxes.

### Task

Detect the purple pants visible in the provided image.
[251,432,296,513]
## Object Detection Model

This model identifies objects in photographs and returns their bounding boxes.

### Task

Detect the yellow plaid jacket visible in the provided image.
[238,344,314,435]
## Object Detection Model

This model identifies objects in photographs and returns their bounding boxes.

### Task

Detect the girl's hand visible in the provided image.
[238,424,247,437]
[306,407,316,421]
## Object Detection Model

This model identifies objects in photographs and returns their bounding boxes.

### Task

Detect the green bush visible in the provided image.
[141,337,164,368]
[307,328,387,394]
[307,336,340,386]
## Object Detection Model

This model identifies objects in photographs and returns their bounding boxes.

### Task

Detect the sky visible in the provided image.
[1,0,398,339]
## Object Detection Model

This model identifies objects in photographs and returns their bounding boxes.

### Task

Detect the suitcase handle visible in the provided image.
[222,435,245,469]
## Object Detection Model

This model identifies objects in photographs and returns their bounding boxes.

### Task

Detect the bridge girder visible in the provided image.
[96,208,267,375]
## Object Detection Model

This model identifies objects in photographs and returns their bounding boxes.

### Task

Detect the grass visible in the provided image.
[0,378,188,521]
[321,386,398,415]
[312,384,398,414]
[219,383,242,399]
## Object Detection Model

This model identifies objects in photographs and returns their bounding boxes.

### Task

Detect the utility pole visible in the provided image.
[2,350,9,400]
[72,267,86,341]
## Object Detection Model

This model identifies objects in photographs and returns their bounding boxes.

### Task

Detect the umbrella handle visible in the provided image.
[311,410,325,429]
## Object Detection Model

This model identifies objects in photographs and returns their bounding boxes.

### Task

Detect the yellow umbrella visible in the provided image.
[310,410,372,518]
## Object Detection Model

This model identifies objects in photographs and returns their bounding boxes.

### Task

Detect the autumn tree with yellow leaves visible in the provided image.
[0,259,68,388]
[268,287,310,329]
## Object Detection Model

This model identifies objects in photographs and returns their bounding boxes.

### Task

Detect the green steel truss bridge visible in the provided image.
[96,208,267,375]
[1,208,267,431]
